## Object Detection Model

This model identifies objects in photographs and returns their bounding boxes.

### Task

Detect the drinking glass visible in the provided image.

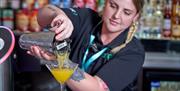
[19,32,78,91]
[46,40,78,91]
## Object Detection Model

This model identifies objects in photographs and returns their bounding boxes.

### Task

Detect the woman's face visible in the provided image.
[102,0,139,33]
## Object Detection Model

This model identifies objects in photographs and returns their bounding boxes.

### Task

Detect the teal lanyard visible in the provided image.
[81,35,108,71]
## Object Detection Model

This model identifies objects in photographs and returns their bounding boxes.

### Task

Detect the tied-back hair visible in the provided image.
[110,22,138,54]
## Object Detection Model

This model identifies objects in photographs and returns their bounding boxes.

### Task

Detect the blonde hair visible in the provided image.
[111,22,138,54]
[133,0,144,18]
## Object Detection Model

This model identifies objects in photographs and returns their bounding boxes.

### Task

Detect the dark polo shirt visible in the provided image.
[61,8,145,91]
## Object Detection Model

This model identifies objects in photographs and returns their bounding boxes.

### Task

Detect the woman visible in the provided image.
[28,0,145,90]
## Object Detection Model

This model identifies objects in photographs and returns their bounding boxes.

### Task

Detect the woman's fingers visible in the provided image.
[54,21,66,34]
[50,14,74,41]
[28,46,55,61]
[65,28,73,39]
[66,23,73,38]
[27,51,33,56]
[31,46,43,59]
[55,23,71,40]
[49,26,58,31]
[51,16,63,28]
[40,51,56,61]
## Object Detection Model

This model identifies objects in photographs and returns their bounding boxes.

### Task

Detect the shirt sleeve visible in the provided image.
[96,43,145,91]
[61,8,100,39]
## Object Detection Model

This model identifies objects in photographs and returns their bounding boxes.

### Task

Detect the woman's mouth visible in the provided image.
[109,19,119,26]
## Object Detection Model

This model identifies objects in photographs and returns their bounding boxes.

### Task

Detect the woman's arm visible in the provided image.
[28,46,109,91]
[67,68,109,91]
[31,6,110,90]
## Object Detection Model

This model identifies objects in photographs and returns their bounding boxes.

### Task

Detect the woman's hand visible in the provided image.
[50,14,74,41]
[37,4,73,41]
[27,46,56,61]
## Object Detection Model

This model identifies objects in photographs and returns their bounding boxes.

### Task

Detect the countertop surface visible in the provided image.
[143,52,180,70]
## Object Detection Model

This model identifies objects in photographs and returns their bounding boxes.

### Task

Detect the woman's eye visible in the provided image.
[110,2,116,8]
[124,11,131,15]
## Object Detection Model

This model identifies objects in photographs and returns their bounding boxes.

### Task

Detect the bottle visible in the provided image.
[29,0,42,32]
[97,0,105,14]
[23,0,35,11]
[2,9,14,29]
[138,0,150,38]
[9,0,20,9]
[172,0,180,38]
[172,15,180,38]
[37,0,49,8]
[63,0,72,8]
[0,0,7,8]
[0,9,2,26]
[144,0,155,38]
[154,0,164,38]
[151,81,160,91]
[16,3,29,32]
[49,0,61,7]
[16,10,29,32]
[162,0,172,37]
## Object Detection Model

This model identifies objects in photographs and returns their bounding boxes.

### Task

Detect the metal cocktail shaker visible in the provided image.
[19,31,56,53]
[19,31,71,53]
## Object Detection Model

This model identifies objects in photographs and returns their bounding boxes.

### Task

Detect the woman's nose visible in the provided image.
[114,10,122,19]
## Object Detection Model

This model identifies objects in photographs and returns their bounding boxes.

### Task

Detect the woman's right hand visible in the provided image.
[37,4,73,41]
[50,14,74,41]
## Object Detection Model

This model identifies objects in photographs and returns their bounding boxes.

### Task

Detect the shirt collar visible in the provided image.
[92,22,129,49]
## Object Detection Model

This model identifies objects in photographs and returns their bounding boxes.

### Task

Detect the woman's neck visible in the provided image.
[100,24,122,45]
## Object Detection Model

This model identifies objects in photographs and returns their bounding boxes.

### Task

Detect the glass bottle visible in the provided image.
[151,81,160,91]
[162,0,172,37]
[172,0,180,38]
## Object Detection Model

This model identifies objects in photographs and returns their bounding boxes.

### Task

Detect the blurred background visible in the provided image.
[0,0,180,91]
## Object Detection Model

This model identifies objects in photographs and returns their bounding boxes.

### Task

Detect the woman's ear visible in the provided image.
[133,13,140,22]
